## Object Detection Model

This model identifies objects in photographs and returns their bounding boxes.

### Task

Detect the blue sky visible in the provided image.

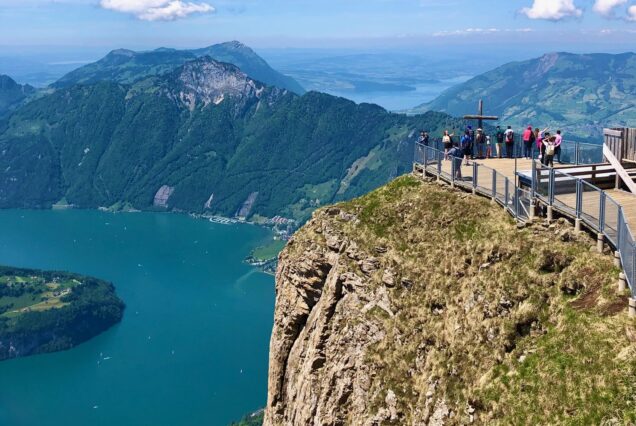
[1,0,636,51]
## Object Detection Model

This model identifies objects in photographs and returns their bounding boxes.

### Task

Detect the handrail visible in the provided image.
[423,138,603,166]
[414,142,636,297]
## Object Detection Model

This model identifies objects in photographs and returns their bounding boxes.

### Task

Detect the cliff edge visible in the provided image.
[265,175,636,425]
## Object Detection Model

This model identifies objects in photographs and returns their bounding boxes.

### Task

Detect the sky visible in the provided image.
[1,0,636,52]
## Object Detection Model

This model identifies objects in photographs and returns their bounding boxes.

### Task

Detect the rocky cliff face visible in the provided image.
[167,57,285,111]
[265,176,636,425]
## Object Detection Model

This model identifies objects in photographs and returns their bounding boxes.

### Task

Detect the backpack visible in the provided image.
[506,131,514,142]
[545,144,555,156]
[461,135,470,148]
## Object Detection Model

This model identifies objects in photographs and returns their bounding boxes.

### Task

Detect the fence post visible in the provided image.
[575,142,580,165]
[549,169,556,205]
[450,157,455,187]
[617,208,623,248]
[504,179,509,211]
[437,152,442,181]
[575,180,582,232]
[472,163,478,194]
[423,146,428,177]
[492,170,496,202]
[599,192,606,233]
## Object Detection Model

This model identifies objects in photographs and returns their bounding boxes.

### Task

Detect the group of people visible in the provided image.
[418,124,564,169]
[521,126,563,167]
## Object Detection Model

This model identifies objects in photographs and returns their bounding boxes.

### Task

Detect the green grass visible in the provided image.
[251,239,286,262]
[0,274,82,318]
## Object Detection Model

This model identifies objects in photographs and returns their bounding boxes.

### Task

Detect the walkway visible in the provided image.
[438,157,636,234]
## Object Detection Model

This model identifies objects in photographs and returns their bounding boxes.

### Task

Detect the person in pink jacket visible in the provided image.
[522,126,534,159]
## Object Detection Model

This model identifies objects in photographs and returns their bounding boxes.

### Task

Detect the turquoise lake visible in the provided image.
[0,209,275,426]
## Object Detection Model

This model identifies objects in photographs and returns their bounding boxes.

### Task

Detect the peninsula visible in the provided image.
[0,265,125,361]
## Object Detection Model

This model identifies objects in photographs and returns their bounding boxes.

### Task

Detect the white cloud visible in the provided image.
[99,0,215,21]
[521,0,583,20]
[628,5,636,21]
[593,0,627,16]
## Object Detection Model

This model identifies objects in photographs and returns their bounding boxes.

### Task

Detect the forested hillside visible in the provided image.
[412,52,636,141]
[0,75,35,117]
[0,57,465,223]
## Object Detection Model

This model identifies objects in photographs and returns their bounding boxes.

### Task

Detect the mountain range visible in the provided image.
[411,52,636,141]
[0,50,465,223]
[53,41,305,95]
[0,75,35,117]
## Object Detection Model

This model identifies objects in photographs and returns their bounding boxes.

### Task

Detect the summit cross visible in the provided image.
[463,99,499,129]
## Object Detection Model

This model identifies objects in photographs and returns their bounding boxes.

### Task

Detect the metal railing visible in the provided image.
[414,142,636,296]
[424,137,603,166]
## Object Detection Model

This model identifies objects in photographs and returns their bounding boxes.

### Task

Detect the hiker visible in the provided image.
[543,135,557,167]
[442,130,454,160]
[504,126,514,158]
[419,131,430,146]
[486,134,492,159]
[536,127,549,161]
[522,125,534,159]
[461,131,472,166]
[554,130,563,163]
[467,125,475,159]
[475,128,486,159]
[448,142,464,180]
[495,125,505,158]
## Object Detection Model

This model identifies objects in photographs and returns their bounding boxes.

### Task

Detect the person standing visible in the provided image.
[522,126,533,159]
[504,126,514,158]
[467,125,475,159]
[543,135,557,167]
[475,128,485,159]
[419,131,430,146]
[486,134,492,159]
[495,126,505,158]
[554,130,563,163]
[442,130,454,160]
[448,142,464,180]
[461,130,472,166]
[536,127,549,161]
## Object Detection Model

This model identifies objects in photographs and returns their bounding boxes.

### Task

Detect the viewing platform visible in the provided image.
[413,128,636,313]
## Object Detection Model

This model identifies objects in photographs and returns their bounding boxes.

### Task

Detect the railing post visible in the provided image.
[423,145,428,171]
[437,152,442,180]
[599,192,606,233]
[575,180,582,218]
[617,208,623,248]
[450,157,455,187]
[473,163,478,190]
[504,179,509,210]
[549,168,555,205]
[575,179,582,232]
[575,142,580,165]
[492,170,496,201]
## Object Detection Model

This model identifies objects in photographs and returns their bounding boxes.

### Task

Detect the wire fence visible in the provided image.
[414,142,636,296]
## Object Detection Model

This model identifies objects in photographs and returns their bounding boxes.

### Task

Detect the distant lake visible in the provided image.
[0,209,274,426]
[326,77,470,112]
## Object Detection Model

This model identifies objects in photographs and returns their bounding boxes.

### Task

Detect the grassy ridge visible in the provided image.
[295,175,635,423]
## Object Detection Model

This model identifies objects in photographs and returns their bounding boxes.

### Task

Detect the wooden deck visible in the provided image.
[435,156,636,233]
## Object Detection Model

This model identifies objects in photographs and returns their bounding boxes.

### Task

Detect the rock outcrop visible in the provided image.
[265,176,636,425]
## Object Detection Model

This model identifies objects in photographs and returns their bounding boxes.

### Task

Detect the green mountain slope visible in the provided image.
[53,41,305,94]
[412,52,636,141]
[0,57,464,222]
[0,75,35,117]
